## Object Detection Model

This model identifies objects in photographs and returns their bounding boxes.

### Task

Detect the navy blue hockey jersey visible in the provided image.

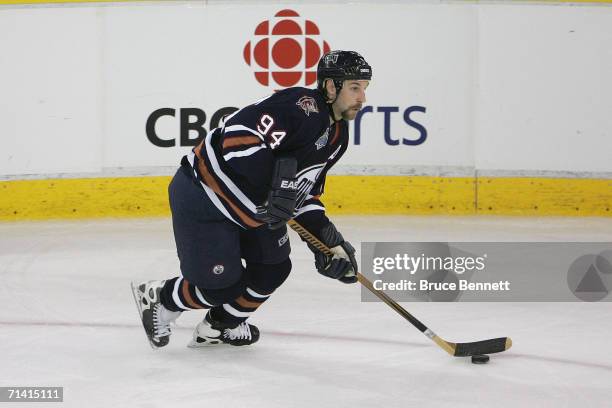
[185,87,349,232]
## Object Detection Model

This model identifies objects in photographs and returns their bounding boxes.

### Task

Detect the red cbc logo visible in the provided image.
[243,9,331,89]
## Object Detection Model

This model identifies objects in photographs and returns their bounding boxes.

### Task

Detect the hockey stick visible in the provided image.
[288,219,512,357]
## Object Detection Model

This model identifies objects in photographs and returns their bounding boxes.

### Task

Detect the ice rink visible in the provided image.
[1,216,611,408]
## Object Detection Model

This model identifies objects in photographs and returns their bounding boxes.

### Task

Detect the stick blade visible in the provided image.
[453,337,512,357]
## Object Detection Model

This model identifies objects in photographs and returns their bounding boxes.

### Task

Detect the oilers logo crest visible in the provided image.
[296,96,319,116]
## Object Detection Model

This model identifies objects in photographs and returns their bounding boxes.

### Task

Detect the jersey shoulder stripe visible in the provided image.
[222,135,262,149]
[191,136,264,229]
[223,145,267,161]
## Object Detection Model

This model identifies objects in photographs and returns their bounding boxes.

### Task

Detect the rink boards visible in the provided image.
[1,174,611,220]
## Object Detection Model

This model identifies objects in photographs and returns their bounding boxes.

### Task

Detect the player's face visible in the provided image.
[333,80,369,121]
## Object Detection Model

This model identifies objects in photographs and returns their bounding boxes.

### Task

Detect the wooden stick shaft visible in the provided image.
[288,219,512,357]
[288,220,428,333]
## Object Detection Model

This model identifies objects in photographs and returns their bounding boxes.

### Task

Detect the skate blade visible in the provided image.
[130,281,158,350]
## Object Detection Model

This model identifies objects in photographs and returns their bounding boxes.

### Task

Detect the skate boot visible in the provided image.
[131,280,181,348]
[188,312,260,347]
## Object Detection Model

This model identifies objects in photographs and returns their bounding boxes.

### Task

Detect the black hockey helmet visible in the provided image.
[317,50,372,98]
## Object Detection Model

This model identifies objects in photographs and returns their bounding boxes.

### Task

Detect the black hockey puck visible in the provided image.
[471,354,490,364]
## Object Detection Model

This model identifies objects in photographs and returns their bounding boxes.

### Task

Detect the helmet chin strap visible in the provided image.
[327,102,338,124]
[325,79,343,124]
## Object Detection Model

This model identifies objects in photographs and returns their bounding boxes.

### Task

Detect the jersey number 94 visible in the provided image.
[257,114,287,150]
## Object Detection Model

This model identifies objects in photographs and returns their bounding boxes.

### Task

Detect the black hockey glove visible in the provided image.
[306,222,358,284]
[255,157,298,230]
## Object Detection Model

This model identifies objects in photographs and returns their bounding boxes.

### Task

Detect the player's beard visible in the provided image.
[341,104,363,121]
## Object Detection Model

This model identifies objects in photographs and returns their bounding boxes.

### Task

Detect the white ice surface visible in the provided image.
[1,216,611,408]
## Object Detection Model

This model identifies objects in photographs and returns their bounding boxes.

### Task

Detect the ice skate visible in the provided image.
[131,280,181,348]
[188,313,260,347]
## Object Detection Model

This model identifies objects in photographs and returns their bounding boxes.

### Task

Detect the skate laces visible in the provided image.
[152,304,174,338]
[223,322,252,340]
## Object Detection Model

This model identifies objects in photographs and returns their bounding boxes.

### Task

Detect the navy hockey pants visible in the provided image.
[168,164,292,294]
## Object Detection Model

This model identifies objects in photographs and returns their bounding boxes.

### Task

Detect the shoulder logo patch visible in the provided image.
[315,127,330,150]
[296,96,319,116]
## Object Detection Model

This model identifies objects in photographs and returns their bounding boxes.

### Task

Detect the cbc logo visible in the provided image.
[243,9,331,89]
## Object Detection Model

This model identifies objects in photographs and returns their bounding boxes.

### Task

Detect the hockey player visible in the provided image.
[132,50,372,348]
